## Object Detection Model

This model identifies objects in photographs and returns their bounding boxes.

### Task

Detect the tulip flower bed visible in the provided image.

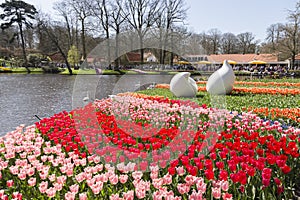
[246,107,300,124]
[152,79,299,127]
[197,81,300,88]
[156,84,300,95]
[0,92,299,200]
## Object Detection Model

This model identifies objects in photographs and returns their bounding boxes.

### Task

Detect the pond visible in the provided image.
[0,74,173,136]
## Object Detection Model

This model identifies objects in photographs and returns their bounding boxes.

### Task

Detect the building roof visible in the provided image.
[126,52,141,63]
[48,52,65,63]
[208,54,278,63]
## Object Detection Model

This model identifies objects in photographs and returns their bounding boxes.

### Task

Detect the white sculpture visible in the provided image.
[170,72,198,97]
[206,60,235,95]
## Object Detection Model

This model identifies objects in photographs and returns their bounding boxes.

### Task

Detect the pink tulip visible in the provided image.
[132,171,143,180]
[46,187,56,198]
[56,175,67,185]
[184,175,196,186]
[79,193,88,200]
[80,159,87,166]
[152,178,164,189]
[69,184,79,194]
[20,152,27,159]
[6,180,14,188]
[53,182,63,191]
[74,159,81,166]
[9,166,19,175]
[65,191,76,200]
[123,190,134,200]
[189,190,203,200]
[27,167,35,177]
[119,174,128,184]
[91,182,103,194]
[222,193,233,200]
[177,183,190,194]
[48,174,56,182]
[135,187,146,199]
[153,191,164,200]
[93,156,101,164]
[75,172,85,183]
[12,192,22,200]
[100,173,109,183]
[41,155,48,162]
[96,164,103,172]
[163,173,173,185]
[0,190,4,199]
[60,165,67,174]
[39,171,48,180]
[196,178,207,194]
[39,181,48,193]
[66,168,74,177]
[212,187,221,199]
[28,177,36,186]
[151,172,159,180]
[221,180,229,192]
[150,165,160,173]
[109,174,119,185]
[109,194,120,200]
[176,166,185,176]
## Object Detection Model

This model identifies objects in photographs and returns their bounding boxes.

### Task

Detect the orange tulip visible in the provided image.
[156,84,300,95]
[248,107,300,123]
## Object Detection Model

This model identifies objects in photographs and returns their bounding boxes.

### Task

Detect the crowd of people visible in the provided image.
[232,65,296,77]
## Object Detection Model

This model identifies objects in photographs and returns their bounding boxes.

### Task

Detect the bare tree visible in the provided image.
[53,1,78,49]
[281,4,300,70]
[169,25,191,64]
[197,29,222,55]
[37,15,73,75]
[110,0,128,68]
[220,32,238,54]
[88,0,113,67]
[36,17,56,55]
[208,29,222,54]
[265,23,284,52]
[125,0,161,63]
[69,0,91,60]
[183,33,204,55]
[155,0,188,64]
[236,32,258,54]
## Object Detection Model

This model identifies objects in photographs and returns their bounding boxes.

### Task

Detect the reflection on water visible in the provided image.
[0,74,173,136]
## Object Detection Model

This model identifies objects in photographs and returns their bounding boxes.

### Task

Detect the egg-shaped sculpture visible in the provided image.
[170,72,198,97]
[206,60,235,95]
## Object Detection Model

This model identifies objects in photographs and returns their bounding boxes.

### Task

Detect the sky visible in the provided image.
[24,0,298,42]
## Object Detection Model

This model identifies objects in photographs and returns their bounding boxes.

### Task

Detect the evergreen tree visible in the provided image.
[0,0,37,73]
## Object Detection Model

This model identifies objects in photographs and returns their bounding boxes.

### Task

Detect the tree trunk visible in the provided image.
[60,49,73,75]
[139,33,144,65]
[19,23,30,73]
[65,15,73,48]
[106,29,111,69]
[162,30,170,65]
[81,19,86,60]
[115,28,120,70]
[158,29,163,64]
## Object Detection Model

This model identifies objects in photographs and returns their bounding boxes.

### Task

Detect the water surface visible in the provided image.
[0,74,173,136]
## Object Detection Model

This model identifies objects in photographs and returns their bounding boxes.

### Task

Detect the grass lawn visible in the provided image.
[11,67,44,74]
